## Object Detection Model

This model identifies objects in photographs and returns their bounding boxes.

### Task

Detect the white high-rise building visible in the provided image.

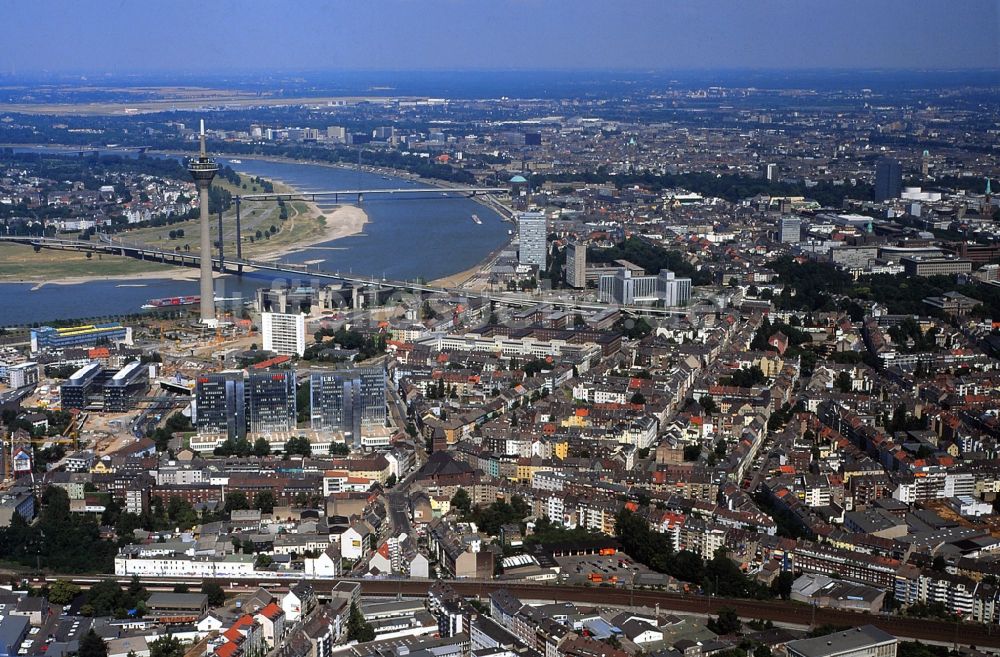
[779,216,801,244]
[657,270,692,307]
[566,241,587,288]
[517,212,547,269]
[599,268,692,307]
[599,269,658,305]
[262,312,307,357]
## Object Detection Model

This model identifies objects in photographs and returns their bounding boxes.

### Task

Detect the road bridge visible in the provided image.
[0,234,700,317]
[238,187,508,203]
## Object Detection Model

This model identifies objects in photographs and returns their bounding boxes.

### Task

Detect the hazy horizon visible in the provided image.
[3,0,998,76]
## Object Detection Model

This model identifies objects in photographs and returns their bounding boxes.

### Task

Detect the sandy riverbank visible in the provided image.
[261,203,368,260]
[27,267,203,288]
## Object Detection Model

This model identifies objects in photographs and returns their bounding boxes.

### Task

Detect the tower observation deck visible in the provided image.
[188,120,219,325]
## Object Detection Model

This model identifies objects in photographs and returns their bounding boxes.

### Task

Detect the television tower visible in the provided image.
[188,120,219,325]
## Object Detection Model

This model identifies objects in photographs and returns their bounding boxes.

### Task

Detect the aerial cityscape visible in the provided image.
[1,4,1000,657]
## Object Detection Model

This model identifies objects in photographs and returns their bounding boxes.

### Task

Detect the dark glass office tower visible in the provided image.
[195,372,246,440]
[875,158,902,201]
[310,367,386,447]
[247,370,297,435]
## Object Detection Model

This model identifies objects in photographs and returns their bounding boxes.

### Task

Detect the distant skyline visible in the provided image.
[3,0,999,75]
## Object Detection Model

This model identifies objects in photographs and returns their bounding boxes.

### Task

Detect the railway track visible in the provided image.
[24,575,999,648]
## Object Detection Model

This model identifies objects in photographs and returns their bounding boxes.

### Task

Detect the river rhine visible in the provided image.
[0,154,511,326]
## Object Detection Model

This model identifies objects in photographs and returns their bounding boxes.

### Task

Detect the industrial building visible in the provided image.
[785,625,896,657]
[31,323,132,353]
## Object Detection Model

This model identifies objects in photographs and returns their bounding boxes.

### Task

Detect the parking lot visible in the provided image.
[556,553,652,585]
[12,602,94,657]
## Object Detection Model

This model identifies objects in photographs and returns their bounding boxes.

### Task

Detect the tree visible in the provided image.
[172,584,190,593]
[85,579,124,617]
[48,579,81,605]
[630,391,646,405]
[700,395,718,416]
[451,488,472,514]
[224,491,250,514]
[254,491,275,514]
[202,582,226,607]
[149,636,184,657]
[347,601,376,642]
[707,607,741,635]
[252,437,271,457]
[79,630,108,657]
[285,436,312,456]
[255,554,274,569]
[683,444,702,461]
[386,473,398,488]
[329,442,350,455]
[835,371,852,394]
[772,570,796,600]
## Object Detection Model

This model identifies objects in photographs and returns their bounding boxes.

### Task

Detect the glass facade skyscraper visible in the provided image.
[310,367,386,447]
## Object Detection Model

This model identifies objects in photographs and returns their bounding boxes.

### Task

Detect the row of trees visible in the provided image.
[528,168,873,207]
[771,256,1000,319]
[0,487,117,573]
[615,509,794,599]
[212,435,312,457]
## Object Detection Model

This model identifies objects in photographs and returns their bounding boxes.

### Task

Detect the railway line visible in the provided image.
[26,575,999,648]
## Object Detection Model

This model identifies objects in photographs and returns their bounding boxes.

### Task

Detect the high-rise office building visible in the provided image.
[262,312,307,357]
[566,241,587,288]
[60,362,104,410]
[765,163,778,181]
[195,372,247,440]
[247,370,297,435]
[656,270,693,307]
[517,211,547,269]
[779,216,801,244]
[875,158,902,202]
[7,362,39,389]
[599,269,659,305]
[600,268,692,306]
[103,361,150,412]
[310,367,386,448]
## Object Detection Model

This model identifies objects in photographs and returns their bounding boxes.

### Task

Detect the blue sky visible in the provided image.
[3,0,998,74]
